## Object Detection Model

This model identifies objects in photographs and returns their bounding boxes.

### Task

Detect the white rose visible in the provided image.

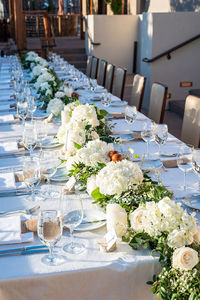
[130,207,146,232]
[172,247,199,271]
[106,204,128,237]
[57,125,67,144]
[193,226,200,244]
[87,175,97,196]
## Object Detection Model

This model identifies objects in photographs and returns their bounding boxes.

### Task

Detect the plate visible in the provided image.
[51,167,69,182]
[41,136,62,149]
[75,209,106,231]
[160,144,179,157]
[33,111,49,120]
[111,101,127,107]
[182,195,200,210]
[141,159,163,171]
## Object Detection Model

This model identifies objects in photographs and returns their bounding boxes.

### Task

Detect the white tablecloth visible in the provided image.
[0,58,198,300]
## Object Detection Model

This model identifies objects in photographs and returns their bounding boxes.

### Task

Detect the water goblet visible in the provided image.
[101,92,112,107]
[153,124,168,156]
[23,157,41,202]
[28,96,37,122]
[23,123,37,155]
[177,144,194,191]
[35,121,47,150]
[17,101,28,126]
[141,120,154,160]
[125,105,137,125]
[61,193,85,254]
[37,210,65,266]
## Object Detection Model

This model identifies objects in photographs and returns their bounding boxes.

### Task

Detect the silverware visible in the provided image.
[0,205,40,216]
[0,191,31,198]
[0,244,47,254]
[0,249,49,257]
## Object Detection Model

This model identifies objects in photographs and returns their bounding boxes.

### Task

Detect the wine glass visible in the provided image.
[60,193,85,254]
[141,120,154,160]
[153,124,168,156]
[23,123,37,155]
[125,105,137,126]
[40,150,60,199]
[23,157,41,202]
[35,121,47,150]
[17,101,28,126]
[101,92,112,107]
[177,144,194,191]
[28,96,37,122]
[37,210,65,266]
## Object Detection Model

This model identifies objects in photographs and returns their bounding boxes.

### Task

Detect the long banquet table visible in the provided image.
[0,56,199,300]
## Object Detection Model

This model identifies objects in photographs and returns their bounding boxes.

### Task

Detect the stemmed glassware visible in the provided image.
[40,150,60,199]
[153,124,168,156]
[101,92,111,107]
[23,123,37,155]
[35,120,47,150]
[177,144,194,191]
[141,120,154,160]
[60,193,85,254]
[17,101,28,126]
[125,105,137,126]
[37,210,65,266]
[28,96,37,122]
[192,149,200,194]
[23,157,41,202]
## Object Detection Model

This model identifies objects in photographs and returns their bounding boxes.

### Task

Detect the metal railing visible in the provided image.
[143,33,200,63]
[82,16,101,46]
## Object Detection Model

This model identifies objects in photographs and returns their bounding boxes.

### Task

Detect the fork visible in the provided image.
[0,205,40,217]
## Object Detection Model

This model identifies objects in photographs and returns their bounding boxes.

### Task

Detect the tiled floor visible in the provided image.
[124,75,183,140]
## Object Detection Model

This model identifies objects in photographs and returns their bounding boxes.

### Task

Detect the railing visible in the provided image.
[143,33,200,63]
[82,16,101,46]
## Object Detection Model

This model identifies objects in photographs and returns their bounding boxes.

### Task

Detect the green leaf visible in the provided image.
[146,281,153,285]
[134,154,140,159]
[73,142,82,150]
[99,109,108,117]
[85,124,92,131]
[91,188,105,200]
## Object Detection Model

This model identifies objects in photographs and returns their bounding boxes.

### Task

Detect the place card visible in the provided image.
[62,176,76,194]
[98,228,117,253]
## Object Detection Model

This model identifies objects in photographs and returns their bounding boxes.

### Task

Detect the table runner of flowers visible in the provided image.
[22,51,200,299]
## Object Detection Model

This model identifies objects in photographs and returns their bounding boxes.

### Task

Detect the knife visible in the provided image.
[0,191,31,198]
[0,249,49,257]
[0,245,47,254]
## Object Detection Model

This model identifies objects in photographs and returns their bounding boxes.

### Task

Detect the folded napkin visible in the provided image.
[109,112,125,119]
[0,215,34,245]
[0,173,16,192]
[0,114,14,123]
[0,141,18,154]
[163,158,189,168]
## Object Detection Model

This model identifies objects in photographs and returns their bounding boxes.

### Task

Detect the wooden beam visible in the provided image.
[90,0,93,14]
[8,0,15,38]
[13,0,26,50]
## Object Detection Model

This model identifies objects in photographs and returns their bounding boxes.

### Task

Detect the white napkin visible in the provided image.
[0,215,34,245]
[0,141,18,154]
[0,173,16,192]
[0,114,14,123]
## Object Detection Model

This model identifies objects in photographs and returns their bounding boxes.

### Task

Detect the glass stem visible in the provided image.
[184,171,186,191]
[31,185,35,202]
[48,245,54,260]
[70,228,74,244]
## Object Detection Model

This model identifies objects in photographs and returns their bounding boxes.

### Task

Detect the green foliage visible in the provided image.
[104,0,122,14]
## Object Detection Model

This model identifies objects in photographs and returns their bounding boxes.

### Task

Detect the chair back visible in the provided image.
[90,56,99,79]
[112,67,126,100]
[97,59,107,86]
[105,63,115,92]
[148,82,168,124]
[181,95,200,147]
[86,56,92,77]
[129,74,146,111]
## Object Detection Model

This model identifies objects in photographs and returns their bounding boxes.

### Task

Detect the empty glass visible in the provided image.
[17,101,28,126]
[141,120,154,160]
[60,193,85,254]
[35,121,47,149]
[125,105,137,125]
[177,144,194,191]
[101,92,112,107]
[23,123,37,155]
[23,157,40,202]
[28,96,37,122]
[153,124,168,156]
[38,210,65,266]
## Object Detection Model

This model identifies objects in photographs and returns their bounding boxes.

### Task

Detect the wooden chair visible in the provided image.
[181,95,200,147]
[40,37,56,59]
[104,63,115,93]
[112,67,127,100]
[148,82,168,124]
[86,56,92,77]
[97,59,107,86]
[90,56,99,79]
[129,74,146,111]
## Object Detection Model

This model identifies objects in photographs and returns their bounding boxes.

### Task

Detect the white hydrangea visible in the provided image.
[95,160,143,196]
[65,120,86,156]
[35,56,48,67]
[55,91,66,99]
[66,140,113,172]
[35,71,55,90]
[71,103,99,127]
[87,175,97,195]
[25,51,38,62]
[130,197,198,249]
[47,98,64,117]
[64,86,74,97]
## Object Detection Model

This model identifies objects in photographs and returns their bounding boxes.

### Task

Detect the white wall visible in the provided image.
[85,15,139,74]
[139,12,200,109]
